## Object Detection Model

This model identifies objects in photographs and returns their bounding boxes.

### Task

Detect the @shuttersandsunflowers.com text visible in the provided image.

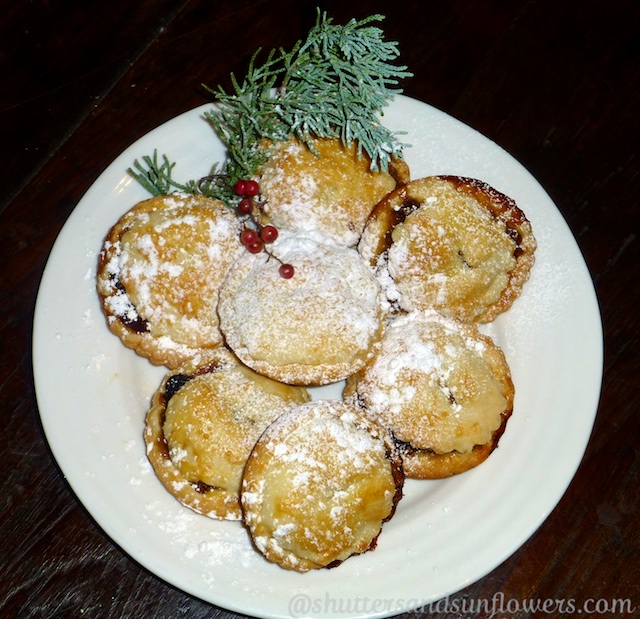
[287,592,635,618]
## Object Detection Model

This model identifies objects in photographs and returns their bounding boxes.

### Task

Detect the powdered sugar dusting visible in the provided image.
[97,195,243,359]
[141,498,254,577]
[260,137,397,247]
[355,311,513,453]
[218,231,385,382]
[351,310,508,453]
[241,400,399,570]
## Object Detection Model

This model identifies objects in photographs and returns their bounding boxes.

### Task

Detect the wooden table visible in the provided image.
[2,1,638,617]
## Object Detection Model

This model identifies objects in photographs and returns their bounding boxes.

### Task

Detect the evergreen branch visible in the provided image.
[127,151,200,196]
[129,9,412,206]
[205,10,411,177]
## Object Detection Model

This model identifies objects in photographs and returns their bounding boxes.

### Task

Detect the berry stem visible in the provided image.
[232,178,294,278]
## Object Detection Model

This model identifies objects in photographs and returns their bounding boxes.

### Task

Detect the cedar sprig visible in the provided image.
[127,150,200,196]
[279,11,411,163]
[129,9,412,206]
[205,10,412,175]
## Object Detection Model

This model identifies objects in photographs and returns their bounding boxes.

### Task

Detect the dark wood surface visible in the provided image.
[2,1,638,617]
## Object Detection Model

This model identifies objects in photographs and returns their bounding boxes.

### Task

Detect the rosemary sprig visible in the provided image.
[129,9,412,206]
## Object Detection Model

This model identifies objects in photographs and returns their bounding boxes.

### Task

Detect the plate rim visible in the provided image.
[32,94,604,619]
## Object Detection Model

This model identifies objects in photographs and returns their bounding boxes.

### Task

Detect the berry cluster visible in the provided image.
[234,180,294,279]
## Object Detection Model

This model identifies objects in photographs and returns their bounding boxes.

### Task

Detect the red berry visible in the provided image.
[260,225,278,243]
[246,239,264,254]
[244,179,260,197]
[240,228,258,246]
[238,198,252,214]
[279,263,295,279]
[234,179,247,195]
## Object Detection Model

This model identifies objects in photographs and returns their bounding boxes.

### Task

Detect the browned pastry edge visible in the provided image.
[96,194,236,369]
[144,358,244,520]
[217,236,387,386]
[324,431,405,570]
[397,404,512,479]
[344,310,515,479]
[388,155,411,186]
[240,401,405,572]
[360,175,537,323]
[441,176,537,322]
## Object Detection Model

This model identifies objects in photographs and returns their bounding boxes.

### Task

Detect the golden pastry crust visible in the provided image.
[359,176,536,322]
[344,310,514,479]
[397,410,511,479]
[144,348,310,520]
[97,194,243,368]
[258,137,410,247]
[241,400,404,572]
[217,231,386,385]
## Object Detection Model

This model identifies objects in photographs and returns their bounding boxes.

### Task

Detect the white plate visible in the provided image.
[33,95,603,619]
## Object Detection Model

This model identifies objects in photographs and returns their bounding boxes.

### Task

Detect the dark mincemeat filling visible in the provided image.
[160,363,225,495]
[505,227,525,257]
[387,196,525,261]
[112,278,149,333]
[163,373,193,403]
[379,198,421,256]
